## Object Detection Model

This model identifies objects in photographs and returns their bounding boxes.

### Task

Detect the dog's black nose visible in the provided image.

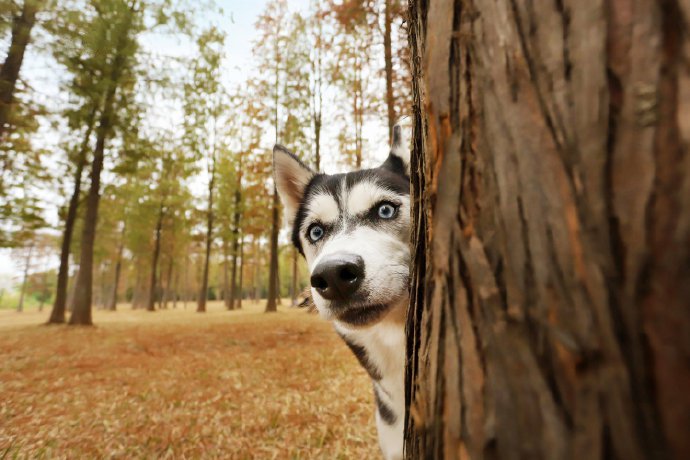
[310,254,364,302]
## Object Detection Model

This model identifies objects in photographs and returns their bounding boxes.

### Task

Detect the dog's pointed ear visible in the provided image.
[273,144,315,224]
[380,120,411,176]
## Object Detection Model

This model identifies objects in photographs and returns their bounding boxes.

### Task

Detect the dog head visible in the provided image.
[273,124,411,327]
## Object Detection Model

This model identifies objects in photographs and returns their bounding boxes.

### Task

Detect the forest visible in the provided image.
[0,0,410,322]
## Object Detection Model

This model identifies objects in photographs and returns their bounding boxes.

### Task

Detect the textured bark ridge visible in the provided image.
[405,0,690,459]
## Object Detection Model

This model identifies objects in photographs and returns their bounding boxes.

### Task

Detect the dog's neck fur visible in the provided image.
[334,299,406,460]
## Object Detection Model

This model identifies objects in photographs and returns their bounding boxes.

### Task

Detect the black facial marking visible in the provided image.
[336,303,392,327]
[380,153,406,177]
[290,166,409,255]
[338,332,382,381]
[374,385,397,425]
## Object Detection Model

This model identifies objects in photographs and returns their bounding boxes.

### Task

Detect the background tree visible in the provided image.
[183,26,226,313]
[68,0,143,325]
[254,0,289,313]
[0,0,43,140]
[404,1,690,459]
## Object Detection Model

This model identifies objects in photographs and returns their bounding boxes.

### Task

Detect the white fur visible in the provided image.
[307,192,340,225]
[335,300,406,460]
[346,180,391,216]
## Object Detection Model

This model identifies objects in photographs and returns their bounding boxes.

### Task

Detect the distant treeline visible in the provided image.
[0,0,411,323]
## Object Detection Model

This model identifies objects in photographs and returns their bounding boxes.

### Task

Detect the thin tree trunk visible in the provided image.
[0,0,40,142]
[182,255,188,309]
[314,117,321,170]
[222,240,230,309]
[16,244,33,312]
[405,1,690,459]
[252,240,259,301]
[228,189,241,309]
[265,189,280,312]
[108,222,126,311]
[147,201,164,312]
[49,110,96,324]
[69,105,111,324]
[236,237,244,309]
[383,0,395,142]
[198,156,216,313]
[69,7,133,326]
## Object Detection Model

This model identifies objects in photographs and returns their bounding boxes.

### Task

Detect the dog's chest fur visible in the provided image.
[335,301,406,460]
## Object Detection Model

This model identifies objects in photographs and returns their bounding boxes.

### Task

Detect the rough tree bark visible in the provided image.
[405,1,690,459]
[0,0,40,141]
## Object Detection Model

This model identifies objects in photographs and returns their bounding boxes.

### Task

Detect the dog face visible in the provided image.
[273,125,411,327]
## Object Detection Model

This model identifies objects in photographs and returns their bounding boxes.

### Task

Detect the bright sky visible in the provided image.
[0,0,390,285]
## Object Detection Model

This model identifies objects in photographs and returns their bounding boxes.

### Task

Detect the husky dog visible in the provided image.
[273,124,410,460]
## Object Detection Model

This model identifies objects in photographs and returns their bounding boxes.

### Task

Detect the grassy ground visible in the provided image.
[0,301,379,459]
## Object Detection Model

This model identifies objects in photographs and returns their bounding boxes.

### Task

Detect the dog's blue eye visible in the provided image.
[308,224,324,243]
[377,203,397,219]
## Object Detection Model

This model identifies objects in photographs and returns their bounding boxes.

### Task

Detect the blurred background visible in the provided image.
[0,0,411,313]
[0,0,410,457]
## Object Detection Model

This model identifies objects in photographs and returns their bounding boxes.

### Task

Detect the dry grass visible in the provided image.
[0,301,379,459]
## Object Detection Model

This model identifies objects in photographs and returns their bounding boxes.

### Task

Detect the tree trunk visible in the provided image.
[49,110,96,324]
[198,156,216,313]
[69,8,133,326]
[383,0,395,142]
[314,116,322,170]
[252,240,259,301]
[222,240,230,308]
[236,237,244,309]
[108,222,125,311]
[265,188,280,312]
[69,97,113,325]
[147,202,164,312]
[228,189,241,309]
[0,0,40,141]
[182,255,188,309]
[404,1,690,459]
